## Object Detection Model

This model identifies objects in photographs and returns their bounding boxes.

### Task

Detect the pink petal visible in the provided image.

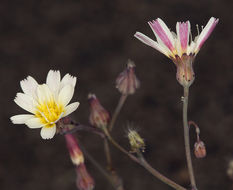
[148,18,175,51]
[177,21,190,51]
[195,17,219,52]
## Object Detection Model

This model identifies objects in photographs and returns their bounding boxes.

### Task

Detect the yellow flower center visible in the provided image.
[35,100,64,128]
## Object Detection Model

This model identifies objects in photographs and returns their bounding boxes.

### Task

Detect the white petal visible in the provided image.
[36,84,53,103]
[46,70,61,95]
[64,102,80,117]
[14,93,35,113]
[20,76,38,98]
[134,32,170,57]
[10,114,34,124]
[60,74,77,90]
[58,85,74,107]
[40,126,56,139]
[25,117,44,128]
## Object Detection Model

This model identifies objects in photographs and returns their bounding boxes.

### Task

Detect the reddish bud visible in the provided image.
[194,141,206,158]
[116,60,140,95]
[76,163,95,190]
[65,134,84,166]
[88,94,110,128]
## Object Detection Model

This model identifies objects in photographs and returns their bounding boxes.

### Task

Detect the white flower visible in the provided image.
[10,70,80,139]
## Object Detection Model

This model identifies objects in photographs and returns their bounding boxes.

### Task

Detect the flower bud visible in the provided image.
[116,60,140,95]
[65,134,84,166]
[76,163,95,190]
[172,54,195,87]
[128,129,145,152]
[194,141,206,158]
[88,94,110,129]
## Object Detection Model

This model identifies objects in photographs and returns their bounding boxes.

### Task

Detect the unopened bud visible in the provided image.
[88,94,110,128]
[116,60,140,95]
[194,141,206,158]
[128,129,145,152]
[65,134,84,166]
[76,163,95,190]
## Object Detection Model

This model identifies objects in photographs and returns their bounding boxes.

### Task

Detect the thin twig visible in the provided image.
[137,151,187,190]
[109,94,128,131]
[79,142,118,190]
[103,128,187,190]
[182,86,197,189]
[104,138,113,170]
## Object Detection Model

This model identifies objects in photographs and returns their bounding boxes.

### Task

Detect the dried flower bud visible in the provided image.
[116,60,140,95]
[194,141,206,158]
[227,160,233,180]
[76,163,95,190]
[88,94,110,128]
[128,129,145,152]
[65,134,84,166]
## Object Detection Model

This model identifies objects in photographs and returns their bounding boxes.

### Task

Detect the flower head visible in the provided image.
[127,128,145,153]
[88,94,110,129]
[134,17,218,86]
[10,70,79,139]
[116,60,140,95]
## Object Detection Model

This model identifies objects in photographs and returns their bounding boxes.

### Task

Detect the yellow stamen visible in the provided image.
[35,100,64,128]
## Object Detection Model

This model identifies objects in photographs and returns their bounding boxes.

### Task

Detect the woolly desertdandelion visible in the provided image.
[10,70,79,139]
[134,17,218,87]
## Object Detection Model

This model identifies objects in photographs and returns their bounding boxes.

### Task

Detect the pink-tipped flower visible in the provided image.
[88,94,110,129]
[76,163,95,190]
[65,134,84,166]
[116,60,140,95]
[134,17,218,87]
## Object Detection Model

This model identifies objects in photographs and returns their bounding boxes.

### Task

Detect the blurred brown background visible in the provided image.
[1,0,233,189]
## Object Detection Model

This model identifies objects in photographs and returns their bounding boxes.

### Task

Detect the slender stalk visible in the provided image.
[103,128,187,190]
[104,138,113,170]
[182,86,197,189]
[79,143,118,190]
[109,94,128,131]
[137,151,186,190]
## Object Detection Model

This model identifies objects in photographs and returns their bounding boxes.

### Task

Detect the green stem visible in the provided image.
[103,128,187,190]
[103,138,113,170]
[182,86,197,189]
[109,94,128,131]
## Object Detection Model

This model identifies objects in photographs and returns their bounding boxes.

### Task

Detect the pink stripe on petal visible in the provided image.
[196,17,219,51]
[178,21,190,50]
[134,32,168,55]
[148,19,175,51]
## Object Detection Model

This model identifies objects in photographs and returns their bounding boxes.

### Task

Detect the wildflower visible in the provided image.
[88,94,110,129]
[128,129,145,153]
[65,134,84,165]
[194,141,206,158]
[116,60,140,95]
[10,70,79,139]
[134,17,218,87]
[76,163,95,190]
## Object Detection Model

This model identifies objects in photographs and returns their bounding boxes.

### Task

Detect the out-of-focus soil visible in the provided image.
[1,0,233,190]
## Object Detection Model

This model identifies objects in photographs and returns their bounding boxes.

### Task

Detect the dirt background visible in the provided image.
[1,0,233,190]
